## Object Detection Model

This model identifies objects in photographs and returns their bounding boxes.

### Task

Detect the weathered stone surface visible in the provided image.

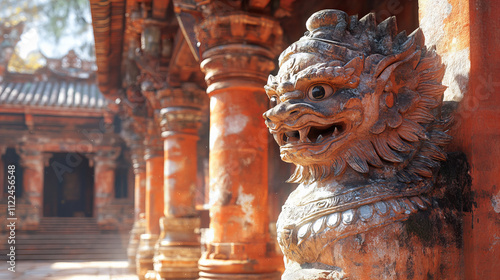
[263,9,461,279]
[419,0,470,102]
[193,7,284,280]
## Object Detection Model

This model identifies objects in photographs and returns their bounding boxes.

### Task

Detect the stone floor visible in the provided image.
[0,260,138,279]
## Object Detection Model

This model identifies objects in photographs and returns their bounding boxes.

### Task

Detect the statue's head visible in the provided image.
[263,10,450,184]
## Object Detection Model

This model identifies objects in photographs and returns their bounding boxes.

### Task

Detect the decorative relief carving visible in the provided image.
[190,11,283,94]
[46,50,96,79]
[263,10,454,279]
[157,83,206,135]
[200,44,277,93]
[196,13,283,54]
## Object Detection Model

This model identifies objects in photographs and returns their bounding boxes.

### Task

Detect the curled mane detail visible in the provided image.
[281,14,450,184]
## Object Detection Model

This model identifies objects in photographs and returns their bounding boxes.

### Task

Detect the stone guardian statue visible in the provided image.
[263,9,461,280]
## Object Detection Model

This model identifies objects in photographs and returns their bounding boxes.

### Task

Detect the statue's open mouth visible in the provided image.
[274,121,347,147]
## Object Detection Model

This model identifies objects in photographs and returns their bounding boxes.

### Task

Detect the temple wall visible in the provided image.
[420,0,500,278]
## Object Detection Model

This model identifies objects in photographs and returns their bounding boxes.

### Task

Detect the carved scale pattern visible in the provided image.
[277,183,433,264]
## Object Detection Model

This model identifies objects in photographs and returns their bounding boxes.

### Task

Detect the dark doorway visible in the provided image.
[43,153,94,217]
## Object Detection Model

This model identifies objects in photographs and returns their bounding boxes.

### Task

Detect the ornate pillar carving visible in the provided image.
[132,143,147,220]
[137,119,164,280]
[18,147,49,230]
[127,133,148,271]
[94,147,120,230]
[193,11,284,280]
[152,84,206,280]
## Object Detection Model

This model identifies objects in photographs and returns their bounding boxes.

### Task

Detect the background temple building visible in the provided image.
[0,23,134,258]
[0,0,499,279]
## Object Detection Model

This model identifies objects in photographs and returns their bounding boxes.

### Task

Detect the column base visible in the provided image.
[199,271,281,280]
[153,217,201,279]
[198,242,283,279]
[137,234,159,280]
[128,217,146,272]
[154,245,201,279]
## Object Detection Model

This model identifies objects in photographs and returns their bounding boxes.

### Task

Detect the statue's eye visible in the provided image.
[270,96,278,105]
[307,84,333,100]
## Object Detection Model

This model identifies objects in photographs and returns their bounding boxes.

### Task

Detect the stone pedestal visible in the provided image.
[155,216,201,279]
[153,85,205,280]
[94,149,120,230]
[137,123,164,280]
[195,13,283,279]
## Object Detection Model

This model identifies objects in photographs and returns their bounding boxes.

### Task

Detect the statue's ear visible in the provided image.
[372,29,424,93]
[377,50,420,94]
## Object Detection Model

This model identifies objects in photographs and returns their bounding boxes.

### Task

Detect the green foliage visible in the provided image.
[0,0,95,71]
[8,51,45,73]
[37,0,91,44]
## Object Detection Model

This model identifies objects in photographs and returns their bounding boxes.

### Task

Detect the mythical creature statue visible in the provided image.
[264,10,461,279]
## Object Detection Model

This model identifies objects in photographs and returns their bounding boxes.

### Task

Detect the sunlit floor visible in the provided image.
[0,260,138,280]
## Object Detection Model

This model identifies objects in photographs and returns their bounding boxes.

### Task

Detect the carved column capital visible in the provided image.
[157,83,206,137]
[17,147,44,170]
[195,14,282,94]
[144,119,163,159]
[131,143,146,175]
[158,83,206,108]
[94,147,121,170]
[195,13,283,54]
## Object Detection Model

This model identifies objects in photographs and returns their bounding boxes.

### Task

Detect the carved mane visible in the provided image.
[271,12,451,184]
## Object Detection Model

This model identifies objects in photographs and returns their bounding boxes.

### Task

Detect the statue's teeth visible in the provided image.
[316,134,323,143]
[274,133,284,146]
[333,126,339,136]
[299,127,311,143]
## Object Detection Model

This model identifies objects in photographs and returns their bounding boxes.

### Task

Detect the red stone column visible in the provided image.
[128,140,147,271]
[137,120,164,280]
[133,147,147,220]
[420,1,500,278]
[195,14,283,279]
[153,85,206,279]
[94,148,120,230]
[18,148,45,230]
